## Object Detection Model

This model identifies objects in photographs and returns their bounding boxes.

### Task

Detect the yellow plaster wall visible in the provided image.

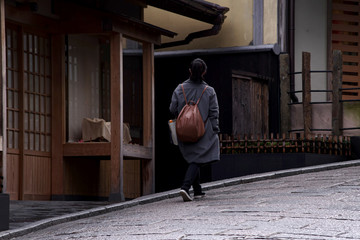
[144,0,253,51]
[144,0,278,51]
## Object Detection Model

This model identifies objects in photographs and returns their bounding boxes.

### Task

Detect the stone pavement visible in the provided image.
[2,159,360,240]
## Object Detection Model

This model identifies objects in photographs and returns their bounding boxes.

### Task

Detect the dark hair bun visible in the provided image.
[190,58,207,82]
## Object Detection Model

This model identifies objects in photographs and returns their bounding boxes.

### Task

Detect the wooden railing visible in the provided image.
[220,133,351,156]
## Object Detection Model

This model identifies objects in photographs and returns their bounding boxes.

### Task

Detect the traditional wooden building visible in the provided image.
[148,0,360,192]
[0,0,229,201]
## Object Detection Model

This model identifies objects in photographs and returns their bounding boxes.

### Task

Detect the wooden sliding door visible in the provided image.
[6,24,52,200]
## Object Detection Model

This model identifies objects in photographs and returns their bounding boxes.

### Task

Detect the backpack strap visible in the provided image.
[196,86,208,105]
[181,84,208,105]
[181,84,188,104]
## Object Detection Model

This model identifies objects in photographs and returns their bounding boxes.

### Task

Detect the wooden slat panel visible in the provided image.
[123,160,141,199]
[332,24,359,33]
[343,65,359,72]
[6,154,19,200]
[342,93,359,100]
[342,75,359,82]
[333,3,360,12]
[332,13,360,22]
[337,0,360,2]
[332,43,359,52]
[343,55,360,62]
[232,74,269,137]
[23,155,51,200]
[342,77,359,83]
[332,34,360,43]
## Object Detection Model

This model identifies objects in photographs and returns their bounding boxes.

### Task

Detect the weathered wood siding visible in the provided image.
[232,73,269,137]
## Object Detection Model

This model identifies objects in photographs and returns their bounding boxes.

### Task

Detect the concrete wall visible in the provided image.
[294,0,328,102]
[290,103,360,136]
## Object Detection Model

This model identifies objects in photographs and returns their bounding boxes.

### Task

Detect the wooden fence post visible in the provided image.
[332,50,343,136]
[280,54,291,137]
[302,52,312,139]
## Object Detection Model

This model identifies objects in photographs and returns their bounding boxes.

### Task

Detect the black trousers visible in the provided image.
[181,163,202,194]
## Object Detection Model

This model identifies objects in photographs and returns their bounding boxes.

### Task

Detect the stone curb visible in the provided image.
[1,159,360,239]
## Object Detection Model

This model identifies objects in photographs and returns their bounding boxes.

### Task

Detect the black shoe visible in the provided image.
[194,192,205,199]
[180,189,193,202]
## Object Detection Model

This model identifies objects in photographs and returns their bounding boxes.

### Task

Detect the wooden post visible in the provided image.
[110,33,124,202]
[279,54,291,137]
[332,50,343,136]
[302,52,311,139]
[0,0,6,193]
[51,35,66,200]
[142,42,155,195]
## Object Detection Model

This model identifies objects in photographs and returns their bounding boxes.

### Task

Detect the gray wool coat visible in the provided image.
[169,79,220,165]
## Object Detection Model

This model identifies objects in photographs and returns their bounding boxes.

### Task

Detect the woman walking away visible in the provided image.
[169,58,220,202]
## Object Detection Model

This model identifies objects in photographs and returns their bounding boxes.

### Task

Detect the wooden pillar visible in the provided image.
[142,42,155,195]
[110,33,124,202]
[51,35,65,200]
[332,50,343,136]
[280,54,291,137]
[302,52,311,138]
[0,0,6,193]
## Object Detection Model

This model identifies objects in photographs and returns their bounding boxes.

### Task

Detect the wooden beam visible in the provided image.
[63,142,152,159]
[0,0,6,193]
[302,52,311,139]
[5,4,59,33]
[142,42,155,195]
[123,144,152,160]
[63,143,111,158]
[280,54,290,137]
[18,26,24,200]
[5,1,172,43]
[110,33,124,202]
[332,50,343,136]
[51,34,65,200]
[111,22,161,45]
[54,1,169,43]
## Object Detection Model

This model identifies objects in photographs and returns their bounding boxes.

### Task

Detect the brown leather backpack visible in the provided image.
[176,84,208,142]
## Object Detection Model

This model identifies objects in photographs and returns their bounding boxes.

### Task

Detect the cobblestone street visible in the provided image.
[2,161,360,240]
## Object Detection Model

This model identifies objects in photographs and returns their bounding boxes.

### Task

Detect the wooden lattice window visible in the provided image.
[6,26,52,153]
[23,32,51,152]
[6,27,20,149]
[332,0,360,99]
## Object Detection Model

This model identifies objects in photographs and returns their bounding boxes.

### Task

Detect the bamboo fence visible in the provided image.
[220,133,351,156]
